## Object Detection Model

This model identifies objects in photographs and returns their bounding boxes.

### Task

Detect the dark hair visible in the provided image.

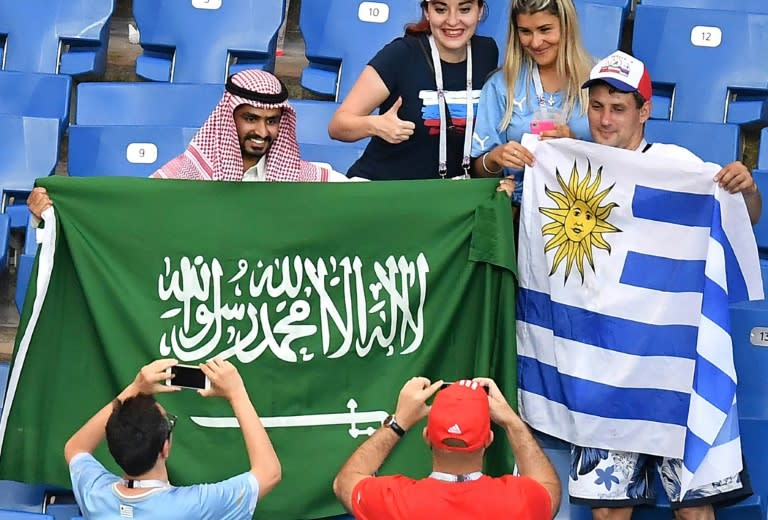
[405,0,486,36]
[587,80,646,109]
[106,394,170,476]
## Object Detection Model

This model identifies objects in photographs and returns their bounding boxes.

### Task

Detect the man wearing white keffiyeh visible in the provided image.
[152,69,337,182]
[28,70,346,219]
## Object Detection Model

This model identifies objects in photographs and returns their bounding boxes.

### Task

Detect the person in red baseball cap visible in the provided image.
[333,377,560,519]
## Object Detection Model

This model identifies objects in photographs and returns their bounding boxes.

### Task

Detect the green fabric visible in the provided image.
[0,176,517,519]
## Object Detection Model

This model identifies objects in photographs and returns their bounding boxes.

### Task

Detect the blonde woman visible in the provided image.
[471,0,593,203]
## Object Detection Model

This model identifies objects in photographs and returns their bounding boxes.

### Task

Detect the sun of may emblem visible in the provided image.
[539,161,622,284]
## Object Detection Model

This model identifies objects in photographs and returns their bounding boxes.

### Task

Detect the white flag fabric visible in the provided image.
[517,137,763,494]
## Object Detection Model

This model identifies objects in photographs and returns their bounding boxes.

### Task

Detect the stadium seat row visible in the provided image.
[5,0,768,125]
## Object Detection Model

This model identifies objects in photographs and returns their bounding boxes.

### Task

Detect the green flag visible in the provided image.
[0,176,517,519]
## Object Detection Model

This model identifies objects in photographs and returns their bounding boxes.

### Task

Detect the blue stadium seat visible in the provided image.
[0,72,71,133]
[0,482,47,514]
[69,82,224,178]
[68,126,198,178]
[0,362,8,409]
[571,1,626,60]
[726,299,768,519]
[640,0,768,12]
[633,5,768,125]
[753,170,768,252]
[751,128,768,252]
[644,120,740,166]
[0,0,115,76]
[0,512,52,520]
[0,116,60,189]
[132,0,286,83]
[15,218,39,314]
[300,0,519,100]
[298,0,421,100]
[299,0,627,101]
[75,83,224,126]
[758,127,768,172]
[0,214,11,278]
[42,503,79,520]
[0,116,59,229]
[291,100,367,174]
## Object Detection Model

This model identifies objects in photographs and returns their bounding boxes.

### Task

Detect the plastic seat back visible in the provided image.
[0,71,71,133]
[132,0,286,83]
[75,82,223,126]
[298,0,421,100]
[644,120,740,166]
[633,5,768,124]
[291,100,367,174]
[641,0,768,12]
[0,0,115,76]
[70,82,224,178]
[750,128,768,252]
[68,125,198,178]
[0,512,53,520]
[0,116,59,191]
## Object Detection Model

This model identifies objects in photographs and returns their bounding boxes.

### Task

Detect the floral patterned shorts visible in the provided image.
[568,445,751,509]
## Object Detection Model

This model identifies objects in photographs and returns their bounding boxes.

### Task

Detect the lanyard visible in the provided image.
[429,471,483,483]
[427,35,474,178]
[531,65,556,108]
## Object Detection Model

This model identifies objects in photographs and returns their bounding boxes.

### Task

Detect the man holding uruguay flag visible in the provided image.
[516,50,762,520]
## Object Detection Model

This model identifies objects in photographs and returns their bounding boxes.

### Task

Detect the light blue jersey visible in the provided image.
[70,453,258,519]
[472,67,591,203]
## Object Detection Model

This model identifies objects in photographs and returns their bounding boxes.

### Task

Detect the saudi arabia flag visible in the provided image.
[0,176,518,519]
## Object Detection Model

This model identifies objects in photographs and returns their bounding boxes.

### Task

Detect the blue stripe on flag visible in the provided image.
[701,277,730,331]
[713,403,740,447]
[517,288,698,359]
[692,357,736,415]
[620,252,706,293]
[632,186,712,226]
[710,200,749,302]
[633,187,749,303]
[519,355,689,425]
[683,429,709,475]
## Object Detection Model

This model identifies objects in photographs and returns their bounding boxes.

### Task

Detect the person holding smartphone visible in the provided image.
[64,358,281,520]
[471,0,594,204]
[333,378,560,519]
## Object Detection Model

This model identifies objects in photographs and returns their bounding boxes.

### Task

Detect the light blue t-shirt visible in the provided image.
[69,453,259,520]
[472,67,591,203]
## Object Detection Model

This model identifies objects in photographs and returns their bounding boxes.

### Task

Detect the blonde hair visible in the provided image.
[499,0,593,130]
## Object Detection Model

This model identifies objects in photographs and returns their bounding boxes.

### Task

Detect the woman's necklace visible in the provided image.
[532,65,558,107]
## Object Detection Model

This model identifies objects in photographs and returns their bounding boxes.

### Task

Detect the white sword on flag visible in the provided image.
[191,398,387,438]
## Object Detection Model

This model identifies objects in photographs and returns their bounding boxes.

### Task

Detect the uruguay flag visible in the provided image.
[517,137,763,494]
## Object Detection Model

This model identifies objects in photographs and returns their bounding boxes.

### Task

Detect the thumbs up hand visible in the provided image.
[376,97,416,144]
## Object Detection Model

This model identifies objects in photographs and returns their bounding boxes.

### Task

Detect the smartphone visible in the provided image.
[441,381,489,393]
[166,364,210,390]
[530,119,556,135]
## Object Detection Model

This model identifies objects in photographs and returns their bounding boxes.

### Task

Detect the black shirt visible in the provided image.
[347,34,499,181]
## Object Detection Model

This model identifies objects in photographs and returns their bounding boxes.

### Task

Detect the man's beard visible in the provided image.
[240,133,273,159]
